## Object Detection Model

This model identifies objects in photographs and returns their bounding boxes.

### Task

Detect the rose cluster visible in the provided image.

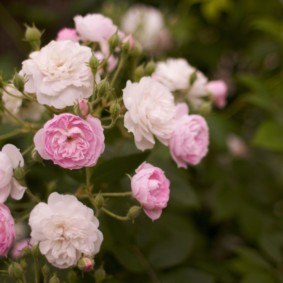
[0,5,228,275]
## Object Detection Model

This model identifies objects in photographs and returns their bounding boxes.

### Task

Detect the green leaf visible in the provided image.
[91,152,149,183]
[252,121,283,151]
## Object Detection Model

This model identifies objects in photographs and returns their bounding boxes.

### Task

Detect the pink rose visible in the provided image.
[34,113,105,169]
[0,204,15,256]
[11,238,31,259]
[131,162,170,221]
[169,113,209,168]
[56,28,79,42]
[206,80,228,108]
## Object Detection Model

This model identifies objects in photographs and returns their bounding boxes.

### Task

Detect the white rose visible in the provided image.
[123,77,176,151]
[74,14,120,54]
[2,85,23,115]
[153,58,208,109]
[153,58,195,91]
[21,40,97,109]
[29,192,103,269]
[121,5,171,53]
[0,144,26,203]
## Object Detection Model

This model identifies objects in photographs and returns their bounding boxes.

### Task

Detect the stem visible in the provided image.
[85,167,92,191]
[33,249,40,283]
[111,53,127,87]
[26,188,40,203]
[101,207,129,221]
[78,191,132,199]
[22,144,34,156]
[0,128,23,140]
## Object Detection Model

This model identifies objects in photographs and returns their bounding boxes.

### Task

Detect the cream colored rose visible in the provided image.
[21,40,97,109]
[123,77,176,151]
[29,192,103,269]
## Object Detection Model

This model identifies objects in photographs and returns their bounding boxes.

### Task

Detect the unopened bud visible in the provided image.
[89,55,99,76]
[49,274,60,283]
[94,193,104,210]
[13,73,25,92]
[74,99,90,118]
[8,262,23,280]
[77,257,95,272]
[130,43,142,57]
[94,266,106,283]
[97,78,109,98]
[14,166,25,182]
[110,101,120,121]
[134,65,145,82]
[127,206,141,221]
[108,33,120,53]
[189,71,197,86]
[145,61,155,76]
[32,149,42,163]
[42,264,50,278]
[24,24,42,50]
[20,259,27,270]
[199,102,212,116]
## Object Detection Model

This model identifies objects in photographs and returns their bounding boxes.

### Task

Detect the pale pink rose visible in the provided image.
[0,144,26,203]
[207,80,228,108]
[33,113,105,169]
[29,192,103,268]
[169,113,209,168]
[0,204,15,256]
[123,77,177,151]
[56,28,79,42]
[11,238,31,259]
[131,162,170,221]
[74,14,119,54]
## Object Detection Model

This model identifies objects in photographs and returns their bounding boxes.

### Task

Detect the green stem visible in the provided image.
[0,128,23,140]
[26,188,40,203]
[111,54,127,88]
[78,191,132,199]
[101,207,129,221]
[22,144,34,156]
[33,249,40,283]
[85,167,92,191]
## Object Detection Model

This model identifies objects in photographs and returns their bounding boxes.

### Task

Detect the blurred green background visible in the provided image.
[2,0,283,282]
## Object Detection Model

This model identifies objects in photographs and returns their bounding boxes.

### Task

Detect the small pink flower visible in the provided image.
[56,28,79,42]
[11,238,31,259]
[131,162,170,221]
[0,204,15,256]
[34,113,105,169]
[207,80,228,108]
[169,113,209,168]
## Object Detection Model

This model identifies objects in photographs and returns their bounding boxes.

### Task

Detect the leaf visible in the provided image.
[136,212,196,270]
[161,267,215,283]
[91,152,149,184]
[252,121,283,151]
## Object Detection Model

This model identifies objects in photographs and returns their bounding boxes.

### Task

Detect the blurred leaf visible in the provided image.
[241,271,275,283]
[253,121,283,151]
[161,267,215,283]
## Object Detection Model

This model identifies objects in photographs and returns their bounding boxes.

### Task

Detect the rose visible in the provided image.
[0,144,26,203]
[121,5,171,53]
[131,162,170,221]
[34,113,105,169]
[169,104,209,167]
[29,192,103,268]
[56,28,79,42]
[153,58,209,109]
[74,14,120,54]
[123,77,176,151]
[21,40,97,109]
[206,80,228,108]
[0,203,16,256]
